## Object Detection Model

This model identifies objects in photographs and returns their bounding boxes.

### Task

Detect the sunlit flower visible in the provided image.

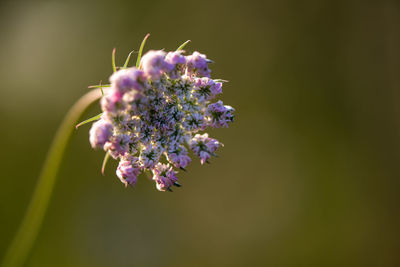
[88,42,234,191]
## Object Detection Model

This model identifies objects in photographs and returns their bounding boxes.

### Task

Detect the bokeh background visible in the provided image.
[1,0,399,266]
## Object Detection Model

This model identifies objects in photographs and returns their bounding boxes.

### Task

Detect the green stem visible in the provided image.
[1,89,103,267]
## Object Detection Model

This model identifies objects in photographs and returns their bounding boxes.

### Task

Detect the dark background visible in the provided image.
[1,0,399,266]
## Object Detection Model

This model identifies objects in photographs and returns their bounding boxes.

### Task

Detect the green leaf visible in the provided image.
[75,113,103,129]
[176,40,191,51]
[123,51,135,68]
[136,33,150,68]
[112,48,116,73]
[101,151,111,175]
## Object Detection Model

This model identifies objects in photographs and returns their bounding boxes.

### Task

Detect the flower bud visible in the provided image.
[89,119,113,149]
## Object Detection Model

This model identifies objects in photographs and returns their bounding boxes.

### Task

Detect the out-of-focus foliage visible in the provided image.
[0,0,399,266]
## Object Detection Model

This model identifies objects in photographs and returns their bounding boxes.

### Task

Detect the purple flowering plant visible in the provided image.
[2,34,234,267]
[81,35,235,191]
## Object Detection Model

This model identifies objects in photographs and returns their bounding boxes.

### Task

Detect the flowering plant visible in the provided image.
[2,35,234,267]
[83,35,235,191]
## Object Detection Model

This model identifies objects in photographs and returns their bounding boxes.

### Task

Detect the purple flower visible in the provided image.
[104,134,130,159]
[100,87,124,113]
[116,157,141,187]
[194,77,222,101]
[190,133,222,164]
[139,144,161,169]
[152,163,179,191]
[186,51,211,77]
[140,50,173,80]
[87,44,234,191]
[183,112,204,132]
[166,51,186,65]
[206,100,235,128]
[165,51,186,79]
[167,145,191,169]
[110,68,146,92]
[89,119,113,149]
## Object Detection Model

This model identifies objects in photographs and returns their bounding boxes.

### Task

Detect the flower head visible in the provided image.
[86,39,235,191]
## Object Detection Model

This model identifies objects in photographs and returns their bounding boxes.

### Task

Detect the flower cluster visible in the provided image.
[89,46,234,191]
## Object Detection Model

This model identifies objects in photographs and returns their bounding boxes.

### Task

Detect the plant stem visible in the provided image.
[1,89,102,267]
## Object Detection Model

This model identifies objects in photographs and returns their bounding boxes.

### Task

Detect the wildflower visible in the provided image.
[84,39,234,191]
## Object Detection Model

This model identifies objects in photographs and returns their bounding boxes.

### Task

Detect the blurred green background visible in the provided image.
[1,0,399,266]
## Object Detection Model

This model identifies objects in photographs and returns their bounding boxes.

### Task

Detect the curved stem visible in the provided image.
[1,89,102,267]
